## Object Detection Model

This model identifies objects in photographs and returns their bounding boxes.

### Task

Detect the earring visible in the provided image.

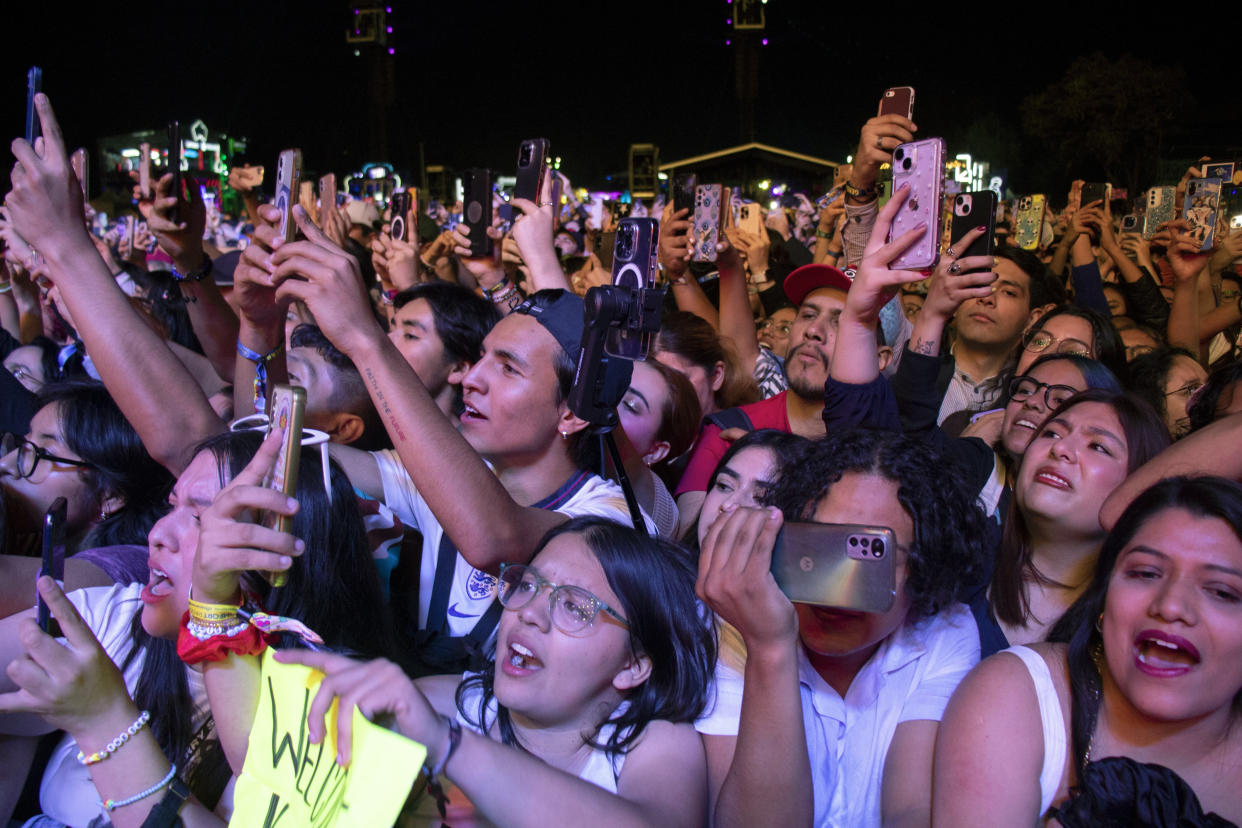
[560,431,569,441]
[1095,612,1104,633]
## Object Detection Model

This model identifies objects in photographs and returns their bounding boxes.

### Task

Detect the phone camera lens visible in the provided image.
[848,536,858,547]
[901,158,912,171]
[894,148,904,161]
[873,539,885,557]
[520,146,532,166]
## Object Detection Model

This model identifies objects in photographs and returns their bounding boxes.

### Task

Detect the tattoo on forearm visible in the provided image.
[910,337,937,356]
[363,367,408,443]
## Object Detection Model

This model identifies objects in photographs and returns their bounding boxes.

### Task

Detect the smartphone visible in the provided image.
[298,180,318,225]
[38,497,67,635]
[125,214,136,247]
[672,173,697,217]
[1183,177,1222,251]
[462,168,493,257]
[261,385,305,588]
[274,148,303,244]
[769,522,897,613]
[878,86,915,119]
[738,202,764,237]
[25,66,42,146]
[692,184,724,262]
[550,176,563,231]
[1143,186,1176,239]
[815,187,844,212]
[607,217,660,360]
[1120,214,1140,233]
[167,121,182,225]
[70,148,88,199]
[138,142,152,201]
[596,229,616,270]
[1081,182,1110,209]
[514,138,550,205]
[889,137,945,269]
[389,190,412,242]
[1013,195,1046,251]
[318,172,336,215]
[950,191,998,260]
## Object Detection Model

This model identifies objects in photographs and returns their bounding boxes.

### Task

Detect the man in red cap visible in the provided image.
[674,262,894,528]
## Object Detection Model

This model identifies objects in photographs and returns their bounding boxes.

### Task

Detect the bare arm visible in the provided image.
[1160,221,1212,359]
[717,231,760,369]
[1100,410,1242,530]
[510,197,571,293]
[5,96,222,475]
[661,204,719,328]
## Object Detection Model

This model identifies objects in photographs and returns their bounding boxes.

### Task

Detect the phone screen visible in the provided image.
[38,497,68,634]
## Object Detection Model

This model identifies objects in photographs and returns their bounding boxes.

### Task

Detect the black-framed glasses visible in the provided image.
[1008,376,1079,410]
[497,563,629,633]
[1,433,94,480]
[1021,328,1092,357]
[1164,380,1204,399]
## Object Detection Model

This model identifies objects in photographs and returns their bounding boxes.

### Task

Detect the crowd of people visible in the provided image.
[0,89,1240,827]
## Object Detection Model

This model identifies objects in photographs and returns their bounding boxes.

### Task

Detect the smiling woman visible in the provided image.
[934,477,1242,825]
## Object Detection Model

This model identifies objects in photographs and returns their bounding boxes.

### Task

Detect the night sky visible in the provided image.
[5,1,1236,197]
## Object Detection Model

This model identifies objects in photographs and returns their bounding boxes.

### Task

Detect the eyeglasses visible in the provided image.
[757,320,792,335]
[1124,344,1156,360]
[1008,376,1079,410]
[1,433,94,480]
[497,563,629,633]
[1164,380,1204,399]
[5,363,43,391]
[1022,328,1092,357]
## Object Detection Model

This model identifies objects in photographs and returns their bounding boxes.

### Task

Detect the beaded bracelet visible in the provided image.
[77,710,151,766]
[102,763,176,812]
[170,253,213,283]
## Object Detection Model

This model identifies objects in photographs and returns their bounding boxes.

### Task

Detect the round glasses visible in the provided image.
[1,432,94,480]
[757,320,792,336]
[1021,328,1092,357]
[497,563,629,633]
[1008,376,1079,410]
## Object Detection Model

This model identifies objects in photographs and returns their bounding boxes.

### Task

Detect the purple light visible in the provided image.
[386,26,392,32]
[725,39,731,45]
[726,17,732,24]
[386,5,392,12]
[353,8,358,13]
[387,47,395,54]
[762,38,768,45]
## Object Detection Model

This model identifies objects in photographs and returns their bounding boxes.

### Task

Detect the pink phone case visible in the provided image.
[889,137,945,270]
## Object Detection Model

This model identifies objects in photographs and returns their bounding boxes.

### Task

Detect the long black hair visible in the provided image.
[38,381,173,548]
[124,431,396,771]
[456,516,716,758]
[1049,477,1242,772]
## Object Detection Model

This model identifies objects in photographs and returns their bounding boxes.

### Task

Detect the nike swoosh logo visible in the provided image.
[447,603,480,619]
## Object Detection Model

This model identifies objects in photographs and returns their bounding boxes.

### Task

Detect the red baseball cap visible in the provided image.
[782,264,854,307]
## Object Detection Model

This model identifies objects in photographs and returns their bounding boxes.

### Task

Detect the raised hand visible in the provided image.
[5,94,87,256]
[147,172,206,270]
[919,226,998,324]
[851,114,918,194]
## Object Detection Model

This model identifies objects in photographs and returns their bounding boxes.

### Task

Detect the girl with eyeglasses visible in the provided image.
[278,516,717,827]
[0,383,172,615]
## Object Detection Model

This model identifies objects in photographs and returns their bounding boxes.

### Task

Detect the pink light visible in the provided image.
[726,17,732,24]
[386,26,392,32]
[386,5,392,11]
[387,47,395,54]
[762,38,768,45]
[725,39,731,45]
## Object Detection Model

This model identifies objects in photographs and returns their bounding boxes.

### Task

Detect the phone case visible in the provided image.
[1143,186,1176,239]
[1081,182,1109,209]
[167,121,182,225]
[1014,195,1046,250]
[673,174,697,215]
[878,86,914,118]
[263,385,306,587]
[770,522,897,613]
[607,217,660,360]
[514,138,550,204]
[274,148,303,244]
[319,173,336,213]
[693,184,723,262]
[889,137,945,270]
[462,168,493,258]
[738,203,764,237]
[950,191,998,259]
[38,497,67,634]
[1184,177,1223,251]
[389,191,412,242]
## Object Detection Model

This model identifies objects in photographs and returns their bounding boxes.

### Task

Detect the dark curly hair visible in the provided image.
[766,428,988,622]
[456,516,717,758]
[1187,359,1242,433]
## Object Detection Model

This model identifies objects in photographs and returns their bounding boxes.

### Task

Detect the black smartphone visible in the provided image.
[770,522,897,613]
[25,66,42,145]
[167,121,182,225]
[389,190,412,242]
[514,138,550,204]
[608,217,660,360]
[950,191,998,260]
[1081,182,1110,209]
[462,168,493,258]
[595,229,616,271]
[38,497,67,635]
[672,173,697,217]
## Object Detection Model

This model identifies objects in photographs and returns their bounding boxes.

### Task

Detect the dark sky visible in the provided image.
[4,1,1235,195]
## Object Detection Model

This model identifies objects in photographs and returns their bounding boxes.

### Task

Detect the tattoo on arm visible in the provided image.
[909,337,938,356]
[364,366,408,443]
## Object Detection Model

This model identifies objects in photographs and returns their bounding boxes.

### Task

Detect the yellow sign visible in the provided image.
[231,650,425,827]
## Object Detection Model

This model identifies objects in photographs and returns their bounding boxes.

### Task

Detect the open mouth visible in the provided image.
[1033,469,1071,489]
[461,403,487,422]
[506,641,543,672]
[1134,630,1200,674]
[143,567,175,601]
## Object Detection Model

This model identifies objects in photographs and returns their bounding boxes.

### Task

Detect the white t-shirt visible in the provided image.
[37,584,213,828]
[373,450,655,638]
[698,603,979,828]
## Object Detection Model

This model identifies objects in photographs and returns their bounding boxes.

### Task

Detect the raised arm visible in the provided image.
[718,229,760,369]
[5,95,222,475]
[1158,220,1212,358]
[696,506,812,828]
[510,192,571,293]
[270,207,566,572]
[661,203,719,328]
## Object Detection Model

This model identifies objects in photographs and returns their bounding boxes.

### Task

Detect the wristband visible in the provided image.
[422,715,463,820]
[844,181,877,202]
[177,613,269,665]
[482,278,511,298]
[170,253,213,283]
[815,228,834,240]
[102,763,176,812]
[380,288,399,306]
[77,710,151,766]
[237,340,283,414]
[0,282,11,294]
